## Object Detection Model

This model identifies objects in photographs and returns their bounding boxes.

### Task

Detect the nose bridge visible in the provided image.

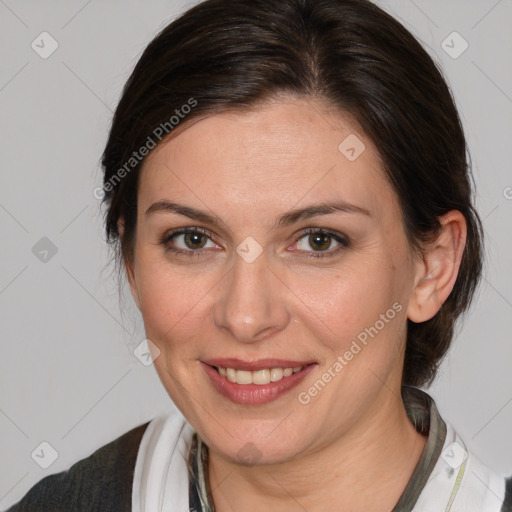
[214,248,290,343]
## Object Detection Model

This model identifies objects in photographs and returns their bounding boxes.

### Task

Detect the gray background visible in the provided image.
[0,0,511,508]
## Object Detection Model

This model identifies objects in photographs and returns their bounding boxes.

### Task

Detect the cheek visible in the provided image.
[294,262,400,338]
[135,259,214,344]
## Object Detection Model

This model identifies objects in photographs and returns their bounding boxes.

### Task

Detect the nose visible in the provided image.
[213,248,291,343]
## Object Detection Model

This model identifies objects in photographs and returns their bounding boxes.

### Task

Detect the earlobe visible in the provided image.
[407,211,467,323]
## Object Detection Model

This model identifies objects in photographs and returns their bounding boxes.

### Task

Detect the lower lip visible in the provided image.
[202,363,316,405]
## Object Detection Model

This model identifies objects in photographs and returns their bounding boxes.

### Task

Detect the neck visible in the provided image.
[207,387,427,512]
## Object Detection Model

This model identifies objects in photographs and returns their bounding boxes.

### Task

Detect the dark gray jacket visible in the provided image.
[5,422,149,512]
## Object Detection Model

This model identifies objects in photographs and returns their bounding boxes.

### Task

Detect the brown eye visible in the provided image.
[308,232,332,251]
[294,229,350,258]
[183,231,208,249]
[161,227,218,254]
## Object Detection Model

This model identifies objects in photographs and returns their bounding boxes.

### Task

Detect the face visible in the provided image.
[126,97,422,465]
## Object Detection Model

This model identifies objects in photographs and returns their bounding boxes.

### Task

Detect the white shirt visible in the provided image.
[132,387,511,511]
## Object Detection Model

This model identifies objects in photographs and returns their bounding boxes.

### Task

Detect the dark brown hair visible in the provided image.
[101,0,484,388]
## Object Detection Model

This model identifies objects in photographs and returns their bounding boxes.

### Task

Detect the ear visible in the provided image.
[118,219,141,310]
[407,210,467,323]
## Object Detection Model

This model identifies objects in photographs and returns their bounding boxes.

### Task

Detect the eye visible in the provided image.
[160,227,219,256]
[293,228,349,257]
[159,227,349,259]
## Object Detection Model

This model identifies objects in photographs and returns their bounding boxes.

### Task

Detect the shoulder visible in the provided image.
[5,421,150,512]
[414,418,512,512]
[402,389,512,512]
[504,476,512,511]
[454,452,512,512]
[459,452,512,512]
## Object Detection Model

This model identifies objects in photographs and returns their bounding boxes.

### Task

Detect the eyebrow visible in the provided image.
[145,199,370,228]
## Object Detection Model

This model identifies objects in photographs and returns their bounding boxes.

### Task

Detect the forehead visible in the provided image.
[138,98,399,226]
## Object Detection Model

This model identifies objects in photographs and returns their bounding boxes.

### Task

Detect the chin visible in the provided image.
[202,425,310,466]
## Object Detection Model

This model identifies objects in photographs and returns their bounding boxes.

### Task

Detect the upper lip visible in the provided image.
[202,358,316,371]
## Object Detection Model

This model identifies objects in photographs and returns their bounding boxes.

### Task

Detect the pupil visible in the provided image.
[185,232,206,249]
[310,233,331,251]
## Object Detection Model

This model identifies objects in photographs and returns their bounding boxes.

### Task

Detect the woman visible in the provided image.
[7,0,511,510]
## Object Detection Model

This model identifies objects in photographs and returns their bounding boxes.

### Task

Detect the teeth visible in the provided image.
[270,368,283,382]
[216,366,303,385]
[236,370,252,385]
[252,369,270,385]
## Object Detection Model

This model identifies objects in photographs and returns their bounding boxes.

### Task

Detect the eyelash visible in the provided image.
[158,227,350,259]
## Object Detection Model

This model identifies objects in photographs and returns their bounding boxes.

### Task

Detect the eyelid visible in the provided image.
[290,227,350,257]
[159,226,350,258]
[294,227,349,244]
[159,227,221,254]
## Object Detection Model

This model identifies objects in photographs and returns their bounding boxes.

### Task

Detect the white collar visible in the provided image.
[132,389,508,512]
[132,410,194,512]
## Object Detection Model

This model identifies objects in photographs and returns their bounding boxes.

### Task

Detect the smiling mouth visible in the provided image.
[214,365,306,385]
[202,361,316,405]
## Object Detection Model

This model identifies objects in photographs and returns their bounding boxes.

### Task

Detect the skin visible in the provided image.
[121,96,466,511]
